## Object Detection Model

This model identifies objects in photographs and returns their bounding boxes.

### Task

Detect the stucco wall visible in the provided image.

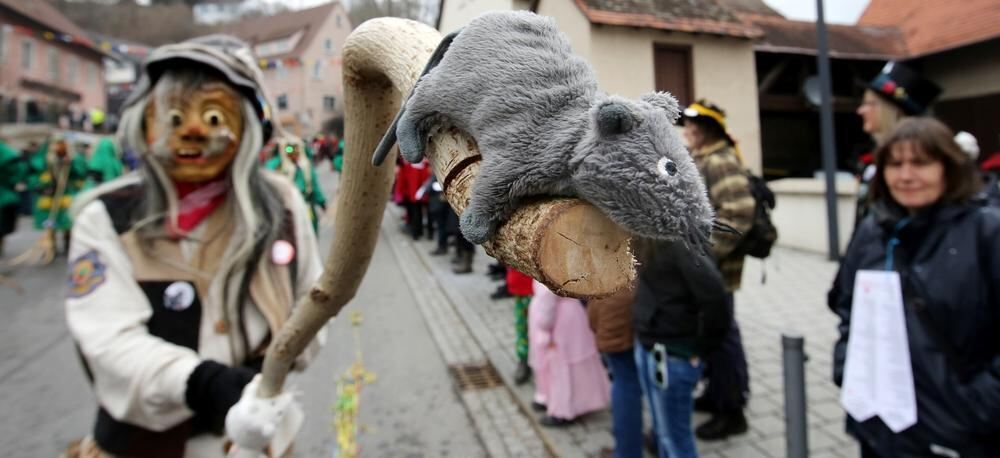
[439,0,519,34]
[535,0,591,59]
[587,27,762,173]
[769,177,857,255]
[920,40,1000,101]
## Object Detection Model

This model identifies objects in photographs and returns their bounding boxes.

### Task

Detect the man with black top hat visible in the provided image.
[64,35,323,456]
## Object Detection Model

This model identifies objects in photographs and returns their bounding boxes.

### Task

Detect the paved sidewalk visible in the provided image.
[400,225,861,458]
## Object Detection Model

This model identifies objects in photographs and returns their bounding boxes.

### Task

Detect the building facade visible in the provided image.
[0,0,105,126]
[220,2,352,138]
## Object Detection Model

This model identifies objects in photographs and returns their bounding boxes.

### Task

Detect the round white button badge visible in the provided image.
[272,240,295,265]
[164,281,196,311]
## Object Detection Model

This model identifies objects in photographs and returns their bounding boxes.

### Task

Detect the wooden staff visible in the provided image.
[257,18,635,398]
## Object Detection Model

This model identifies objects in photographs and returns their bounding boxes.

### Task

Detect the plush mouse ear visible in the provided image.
[596,102,637,137]
[640,91,681,123]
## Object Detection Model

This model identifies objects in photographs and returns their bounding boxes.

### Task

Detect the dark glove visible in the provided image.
[185,360,256,434]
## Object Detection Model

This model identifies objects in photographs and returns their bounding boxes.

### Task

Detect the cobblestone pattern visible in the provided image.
[382,218,551,457]
[410,227,862,458]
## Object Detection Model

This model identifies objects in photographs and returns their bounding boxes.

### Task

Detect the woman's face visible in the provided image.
[683,122,706,151]
[883,141,946,213]
[857,91,881,134]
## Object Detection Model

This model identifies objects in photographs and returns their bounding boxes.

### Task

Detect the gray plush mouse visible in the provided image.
[373,11,723,250]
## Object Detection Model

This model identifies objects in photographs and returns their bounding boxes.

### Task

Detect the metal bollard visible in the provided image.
[783,334,809,458]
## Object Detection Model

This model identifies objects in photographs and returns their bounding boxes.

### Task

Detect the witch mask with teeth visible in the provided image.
[144,72,244,184]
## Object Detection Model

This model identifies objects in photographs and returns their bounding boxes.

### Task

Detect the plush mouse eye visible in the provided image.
[168,109,184,128]
[203,109,225,127]
[657,157,678,177]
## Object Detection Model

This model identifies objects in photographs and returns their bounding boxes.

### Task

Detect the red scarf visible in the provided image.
[168,179,229,237]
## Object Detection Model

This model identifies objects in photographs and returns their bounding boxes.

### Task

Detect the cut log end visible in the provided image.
[534,202,635,299]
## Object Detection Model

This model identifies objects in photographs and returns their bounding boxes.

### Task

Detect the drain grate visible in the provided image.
[448,362,504,391]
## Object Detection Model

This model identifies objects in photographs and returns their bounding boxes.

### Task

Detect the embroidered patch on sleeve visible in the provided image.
[68,250,107,298]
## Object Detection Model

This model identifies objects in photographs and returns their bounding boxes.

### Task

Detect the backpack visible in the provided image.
[735,172,778,259]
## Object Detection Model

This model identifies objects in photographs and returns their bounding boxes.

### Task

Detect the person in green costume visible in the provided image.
[0,139,27,255]
[29,136,89,252]
[265,135,327,231]
[87,137,124,185]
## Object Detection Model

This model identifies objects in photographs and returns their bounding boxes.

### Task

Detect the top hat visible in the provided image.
[868,61,941,115]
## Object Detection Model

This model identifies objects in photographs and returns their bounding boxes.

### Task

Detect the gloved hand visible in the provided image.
[185,360,256,433]
[225,374,303,455]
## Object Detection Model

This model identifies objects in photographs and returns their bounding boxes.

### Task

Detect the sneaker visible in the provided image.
[695,411,748,441]
[513,361,532,385]
[429,247,448,256]
[539,415,574,427]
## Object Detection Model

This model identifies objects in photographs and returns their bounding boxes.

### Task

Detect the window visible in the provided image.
[324,38,333,54]
[0,25,8,64]
[277,94,288,110]
[47,47,59,82]
[86,62,96,86]
[312,60,322,79]
[336,15,342,27]
[67,57,77,84]
[653,45,693,108]
[21,39,32,69]
[323,96,335,111]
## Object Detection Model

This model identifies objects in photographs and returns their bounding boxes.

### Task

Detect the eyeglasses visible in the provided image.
[651,343,668,390]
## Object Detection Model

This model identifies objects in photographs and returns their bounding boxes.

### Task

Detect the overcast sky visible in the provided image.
[262,0,872,25]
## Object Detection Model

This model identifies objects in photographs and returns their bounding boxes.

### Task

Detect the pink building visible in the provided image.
[220,2,352,138]
[0,0,106,125]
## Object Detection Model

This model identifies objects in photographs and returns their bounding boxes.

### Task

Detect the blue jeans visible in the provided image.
[635,343,703,458]
[605,350,643,458]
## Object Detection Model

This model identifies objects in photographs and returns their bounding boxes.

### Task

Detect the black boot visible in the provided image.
[695,411,748,441]
[429,246,448,256]
[452,251,473,274]
[513,361,532,385]
[489,284,512,300]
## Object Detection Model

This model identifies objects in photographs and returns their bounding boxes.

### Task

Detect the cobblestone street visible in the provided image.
[386,212,861,458]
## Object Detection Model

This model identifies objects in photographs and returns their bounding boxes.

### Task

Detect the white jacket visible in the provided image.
[65,174,323,450]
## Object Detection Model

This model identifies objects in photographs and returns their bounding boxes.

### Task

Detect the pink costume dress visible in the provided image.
[528,280,611,420]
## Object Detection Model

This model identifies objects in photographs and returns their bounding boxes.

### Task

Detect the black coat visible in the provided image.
[830,200,1000,457]
[633,240,730,357]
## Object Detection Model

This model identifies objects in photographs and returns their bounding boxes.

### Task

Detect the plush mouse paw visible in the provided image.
[225,375,299,453]
[460,208,495,245]
[395,114,425,163]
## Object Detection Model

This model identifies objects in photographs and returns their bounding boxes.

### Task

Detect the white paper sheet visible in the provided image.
[840,270,917,433]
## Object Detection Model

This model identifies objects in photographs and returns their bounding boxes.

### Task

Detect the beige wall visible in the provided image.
[439,0,521,34]
[921,41,1000,101]
[770,178,858,255]
[586,27,762,172]
[535,0,591,59]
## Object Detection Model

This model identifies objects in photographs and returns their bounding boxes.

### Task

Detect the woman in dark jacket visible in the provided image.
[830,117,1000,457]
[632,238,731,458]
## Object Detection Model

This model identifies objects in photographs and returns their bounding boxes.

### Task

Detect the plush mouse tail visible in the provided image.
[371,29,462,166]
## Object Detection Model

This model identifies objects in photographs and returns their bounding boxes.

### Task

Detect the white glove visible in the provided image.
[225,375,303,456]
